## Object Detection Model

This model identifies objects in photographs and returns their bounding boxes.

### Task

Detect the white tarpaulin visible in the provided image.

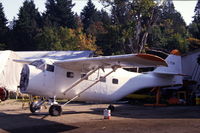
[16,51,94,60]
[0,50,23,92]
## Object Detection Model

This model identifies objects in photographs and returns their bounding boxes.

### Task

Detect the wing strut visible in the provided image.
[62,66,120,106]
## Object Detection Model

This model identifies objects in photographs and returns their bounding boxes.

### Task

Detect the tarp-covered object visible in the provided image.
[16,51,94,60]
[0,50,23,92]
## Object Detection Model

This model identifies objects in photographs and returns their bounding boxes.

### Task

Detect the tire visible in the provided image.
[49,105,62,116]
[30,102,41,113]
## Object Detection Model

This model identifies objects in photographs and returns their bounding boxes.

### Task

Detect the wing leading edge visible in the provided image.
[54,54,167,72]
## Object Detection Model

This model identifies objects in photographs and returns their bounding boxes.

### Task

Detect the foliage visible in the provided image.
[0,0,197,55]
[194,0,200,23]
[188,0,200,51]
[35,26,102,54]
[10,0,42,50]
[147,0,189,53]
[0,2,8,49]
[81,0,98,33]
[100,0,161,54]
[44,0,77,28]
[187,37,200,51]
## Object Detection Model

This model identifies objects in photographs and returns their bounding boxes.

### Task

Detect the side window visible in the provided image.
[46,64,54,72]
[112,78,118,84]
[100,76,106,82]
[66,72,74,78]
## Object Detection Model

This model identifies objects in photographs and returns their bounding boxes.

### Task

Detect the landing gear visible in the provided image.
[29,97,46,113]
[49,104,62,116]
[30,101,41,113]
[108,104,115,112]
[29,97,62,116]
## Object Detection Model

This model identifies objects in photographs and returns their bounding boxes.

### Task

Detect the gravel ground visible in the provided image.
[0,100,200,133]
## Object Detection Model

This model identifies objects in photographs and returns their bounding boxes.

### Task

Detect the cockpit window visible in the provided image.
[46,64,54,72]
[30,60,45,70]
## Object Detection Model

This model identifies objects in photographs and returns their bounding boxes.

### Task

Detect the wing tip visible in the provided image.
[136,54,168,67]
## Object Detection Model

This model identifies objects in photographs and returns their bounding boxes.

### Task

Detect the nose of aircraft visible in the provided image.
[19,64,30,92]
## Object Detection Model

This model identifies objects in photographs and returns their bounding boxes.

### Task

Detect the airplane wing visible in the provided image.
[13,59,34,64]
[54,54,168,72]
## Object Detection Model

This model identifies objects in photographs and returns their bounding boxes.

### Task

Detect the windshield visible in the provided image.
[30,60,45,70]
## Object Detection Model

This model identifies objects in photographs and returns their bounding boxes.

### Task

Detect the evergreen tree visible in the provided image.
[188,0,200,51]
[99,0,132,55]
[148,0,189,53]
[194,0,200,23]
[44,0,77,28]
[11,0,42,50]
[0,2,8,50]
[81,0,98,33]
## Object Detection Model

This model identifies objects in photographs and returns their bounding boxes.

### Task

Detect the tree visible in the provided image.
[130,0,160,53]
[0,2,8,50]
[11,0,42,51]
[187,37,200,51]
[81,0,98,33]
[35,27,102,53]
[44,0,77,28]
[147,0,189,53]
[188,0,200,51]
[100,0,160,54]
[194,0,200,23]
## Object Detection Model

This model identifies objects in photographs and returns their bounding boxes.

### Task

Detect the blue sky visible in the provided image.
[0,0,198,25]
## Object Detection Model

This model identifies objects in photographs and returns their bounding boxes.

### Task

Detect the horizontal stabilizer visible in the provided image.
[153,72,188,76]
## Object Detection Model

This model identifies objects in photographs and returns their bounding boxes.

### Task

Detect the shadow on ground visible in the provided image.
[0,112,78,133]
[56,103,200,119]
[1,103,200,133]
[28,103,200,119]
[89,104,200,119]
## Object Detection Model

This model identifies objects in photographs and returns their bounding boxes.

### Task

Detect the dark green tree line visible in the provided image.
[148,0,188,53]
[43,0,77,28]
[188,0,200,51]
[0,0,199,55]
[11,0,42,51]
[0,3,8,50]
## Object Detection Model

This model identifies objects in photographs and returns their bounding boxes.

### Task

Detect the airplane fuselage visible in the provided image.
[24,64,180,103]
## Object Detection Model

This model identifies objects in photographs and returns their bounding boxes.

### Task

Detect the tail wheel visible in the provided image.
[0,88,9,101]
[30,102,41,113]
[49,104,62,116]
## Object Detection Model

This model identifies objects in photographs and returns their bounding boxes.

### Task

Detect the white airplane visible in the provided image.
[0,50,93,102]
[15,51,183,116]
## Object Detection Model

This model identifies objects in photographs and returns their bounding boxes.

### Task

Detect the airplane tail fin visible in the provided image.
[153,51,184,85]
[153,54,182,75]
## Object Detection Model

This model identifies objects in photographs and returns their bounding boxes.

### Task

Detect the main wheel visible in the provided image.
[108,104,115,112]
[30,102,41,113]
[49,104,62,116]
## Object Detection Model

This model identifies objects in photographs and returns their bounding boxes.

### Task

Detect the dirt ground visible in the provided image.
[0,100,200,133]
